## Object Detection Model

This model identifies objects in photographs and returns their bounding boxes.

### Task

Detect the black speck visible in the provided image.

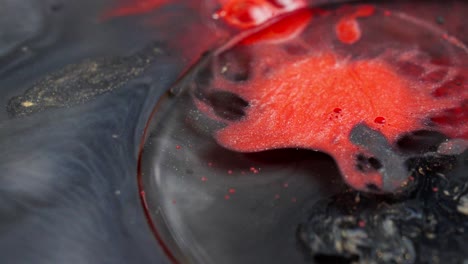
[366,183,381,192]
[51,2,63,12]
[314,254,358,264]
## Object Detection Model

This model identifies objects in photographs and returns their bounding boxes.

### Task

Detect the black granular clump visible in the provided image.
[298,151,468,264]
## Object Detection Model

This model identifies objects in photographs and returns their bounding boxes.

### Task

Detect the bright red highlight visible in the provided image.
[215,0,306,29]
[240,8,312,44]
[335,5,376,44]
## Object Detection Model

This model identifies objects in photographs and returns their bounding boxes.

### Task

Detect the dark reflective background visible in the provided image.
[0,1,185,263]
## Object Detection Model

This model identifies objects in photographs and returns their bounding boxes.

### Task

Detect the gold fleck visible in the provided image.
[21,101,35,107]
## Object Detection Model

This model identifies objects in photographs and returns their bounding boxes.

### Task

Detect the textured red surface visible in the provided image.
[210,51,462,190]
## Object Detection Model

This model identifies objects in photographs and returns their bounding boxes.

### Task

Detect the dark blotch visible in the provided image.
[207,91,249,121]
[366,183,381,192]
[218,47,251,82]
[356,154,382,172]
[50,2,63,12]
[283,44,309,56]
[397,130,447,154]
[192,62,214,101]
[314,254,358,264]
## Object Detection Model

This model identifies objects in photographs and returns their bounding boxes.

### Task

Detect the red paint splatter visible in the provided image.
[193,5,468,192]
[175,145,182,149]
[224,194,231,200]
[228,188,236,194]
[201,176,208,182]
[196,45,467,191]
[335,5,376,45]
[210,51,461,190]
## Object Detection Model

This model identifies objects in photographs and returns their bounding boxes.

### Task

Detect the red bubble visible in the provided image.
[374,117,386,124]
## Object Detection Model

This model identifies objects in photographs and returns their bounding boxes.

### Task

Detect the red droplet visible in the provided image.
[335,5,376,45]
[336,17,361,44]
[201,176,208,182]
[333,108,342,114]
[228,188,236,194]
[358,220,366,227]
[224,194,231,200]
[283,183,289,188]
[433,187,439,192]
[176,145,181,150]
[384,10,392,17]
[374,116,386,124]
[228,170,234,174]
